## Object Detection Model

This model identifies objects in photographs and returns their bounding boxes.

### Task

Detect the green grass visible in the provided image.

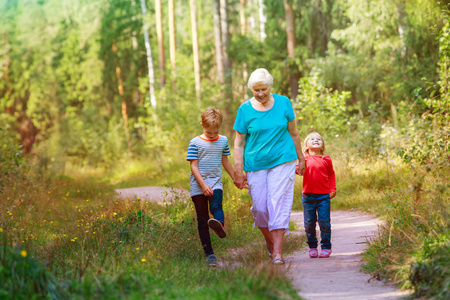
[3,135,449,299]
[0,160,305,299]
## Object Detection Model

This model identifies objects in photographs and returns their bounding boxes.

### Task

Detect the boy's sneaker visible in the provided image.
[206,254,218,267]
[309,248,318,258]
[208,218,226,238]
[319,249,332,258]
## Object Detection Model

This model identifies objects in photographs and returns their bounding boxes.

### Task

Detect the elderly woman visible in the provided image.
[233,68,305,264]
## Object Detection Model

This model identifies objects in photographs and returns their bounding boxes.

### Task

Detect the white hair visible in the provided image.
[247,68,273,89]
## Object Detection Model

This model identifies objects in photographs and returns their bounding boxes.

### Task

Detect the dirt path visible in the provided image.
[287,210,410,300]
[115,187,410,299]
[115,186,189,203]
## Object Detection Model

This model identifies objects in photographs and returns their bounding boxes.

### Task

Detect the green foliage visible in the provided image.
[294,73,351,137]
[409,235,450,299]
[0,115,23,179]
[313,0,440,113]
[0,240,67,299]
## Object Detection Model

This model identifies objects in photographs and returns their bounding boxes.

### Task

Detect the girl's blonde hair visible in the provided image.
[303,132,326,155]
[247,68,274,89]
[201,107,223,129]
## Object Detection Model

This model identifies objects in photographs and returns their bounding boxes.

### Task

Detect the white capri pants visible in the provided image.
[247,160,296,232]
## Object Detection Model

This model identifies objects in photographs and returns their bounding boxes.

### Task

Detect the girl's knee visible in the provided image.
[318,219,331,231]
[304,221,316,233]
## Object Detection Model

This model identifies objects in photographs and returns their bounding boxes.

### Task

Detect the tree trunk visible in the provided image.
[213,0,224,84]
[220,0,230,81]
[396,0,407,58]
[139,0,157,107]
[284,0,298,100]
[155,0,166,87]
[190,0,201,101]
[220,0,233,134]
[240,0,248,101]
[168,0,176,89]
[258,0,266,42]
[240,0,247,36]
[112,41,132,151]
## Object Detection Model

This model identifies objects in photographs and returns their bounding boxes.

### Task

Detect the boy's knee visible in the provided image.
[210,202,222,212]
[197,215,208,227]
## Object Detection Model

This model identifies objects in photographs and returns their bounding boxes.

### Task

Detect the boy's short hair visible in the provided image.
[201,107,223,128]
[247,68,274,89]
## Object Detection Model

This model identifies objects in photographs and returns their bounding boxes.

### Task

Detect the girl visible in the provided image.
[297,132,336,258]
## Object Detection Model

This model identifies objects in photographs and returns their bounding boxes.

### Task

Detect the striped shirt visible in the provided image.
[186,135,231,197]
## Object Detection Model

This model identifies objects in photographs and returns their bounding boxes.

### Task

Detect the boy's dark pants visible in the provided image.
[301,193,331,250]
[191,189,224,256]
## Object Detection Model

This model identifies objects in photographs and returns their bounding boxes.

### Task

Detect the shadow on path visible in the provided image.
[287,210,411,300]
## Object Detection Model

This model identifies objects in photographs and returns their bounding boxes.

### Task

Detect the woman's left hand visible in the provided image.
[330,192,336,199]
[296,161,305,176]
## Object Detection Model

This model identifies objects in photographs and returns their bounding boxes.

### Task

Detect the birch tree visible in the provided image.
[139,0,156,107]
[258,0,266,42]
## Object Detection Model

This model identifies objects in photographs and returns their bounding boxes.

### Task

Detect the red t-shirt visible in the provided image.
[302,155,336,194]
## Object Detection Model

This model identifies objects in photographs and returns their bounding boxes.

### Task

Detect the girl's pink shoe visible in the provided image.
[309,248,318,258]
[319,249,332,258]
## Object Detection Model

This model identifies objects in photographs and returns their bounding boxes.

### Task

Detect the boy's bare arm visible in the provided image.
[190,160,214,196]
[222,155,234,181]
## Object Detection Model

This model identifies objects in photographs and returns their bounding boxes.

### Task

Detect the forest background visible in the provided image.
[0,0,449,299]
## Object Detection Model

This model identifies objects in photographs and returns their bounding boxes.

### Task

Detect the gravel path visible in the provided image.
[287,210,410,300]
[115,187,410,299]
[115,186,189,203]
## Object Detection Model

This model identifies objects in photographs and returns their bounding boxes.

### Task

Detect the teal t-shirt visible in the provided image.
[233,93,297,172]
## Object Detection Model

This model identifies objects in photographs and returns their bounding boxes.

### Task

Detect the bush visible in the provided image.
[294,73,352,137]
[0,239,67,299]
[409,235,450,299]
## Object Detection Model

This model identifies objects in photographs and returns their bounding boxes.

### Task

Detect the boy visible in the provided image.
[186,107,234,267]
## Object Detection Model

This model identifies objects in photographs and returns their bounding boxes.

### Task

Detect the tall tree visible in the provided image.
[220,0,231,82]
[155,0,166,87]
[284,0,298,100]
[112,40,132,150]
[190,0,201,101]
[213,0,225,84]
[139,0,156,107]
[168,0,176,89]
[258,0,266,42]
[240,0,248,101]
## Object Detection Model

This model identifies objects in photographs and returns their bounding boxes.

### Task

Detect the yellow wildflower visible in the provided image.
[20,250,27,257]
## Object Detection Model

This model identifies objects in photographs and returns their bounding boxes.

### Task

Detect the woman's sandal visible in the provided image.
[271,258,285,265]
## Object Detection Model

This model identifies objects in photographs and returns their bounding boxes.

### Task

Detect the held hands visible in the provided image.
[295,161,306,176]
[330,192,336,199]
[233,171,249,190]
